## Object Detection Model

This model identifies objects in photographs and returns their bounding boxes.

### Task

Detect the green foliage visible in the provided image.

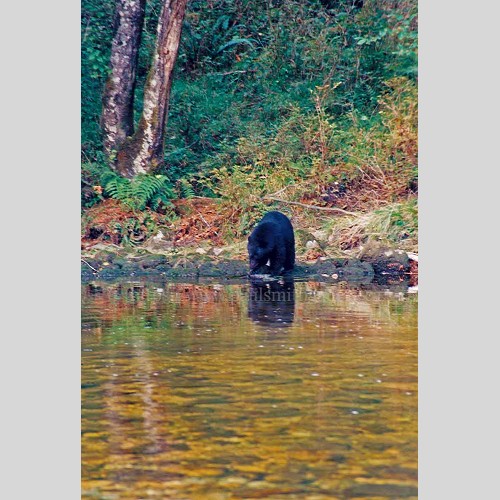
[177,178,196,199]
[216,38,256,54]
[194,76,417,243]
[81,0,115,155]
[100,170,174,211]
[81,162,174,211]
[82,0,417,178]
[179,9,259,73]
[81,0,417,248]
[81,161,106,209]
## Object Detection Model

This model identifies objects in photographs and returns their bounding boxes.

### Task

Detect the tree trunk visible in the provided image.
[101,0,146,157]
[116,0,188,178]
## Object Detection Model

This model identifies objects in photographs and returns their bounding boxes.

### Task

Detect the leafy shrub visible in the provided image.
[200,77,416,206]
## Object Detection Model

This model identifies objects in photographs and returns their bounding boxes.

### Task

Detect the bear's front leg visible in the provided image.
[268,245,286,276]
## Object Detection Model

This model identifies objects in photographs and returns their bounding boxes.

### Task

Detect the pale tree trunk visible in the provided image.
[116,0,189,178]
[101,0,146,156]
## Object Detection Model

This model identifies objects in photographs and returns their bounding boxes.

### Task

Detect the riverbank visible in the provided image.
[81,242,418,287]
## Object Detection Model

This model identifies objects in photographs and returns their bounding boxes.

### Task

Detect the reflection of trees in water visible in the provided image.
[102,343,170,463]
[81,344,178,487]
[82,283,155,333]
[81,282,246,339]
[300,281,417,328]
[82,280,417,336]
[247,280,295,328]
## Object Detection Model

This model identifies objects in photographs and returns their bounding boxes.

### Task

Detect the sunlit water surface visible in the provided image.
[82,280,417,499]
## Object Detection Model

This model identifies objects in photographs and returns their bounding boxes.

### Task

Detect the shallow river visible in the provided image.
[82,279,417,499]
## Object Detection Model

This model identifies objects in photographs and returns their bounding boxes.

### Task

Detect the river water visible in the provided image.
[82,279,417,499]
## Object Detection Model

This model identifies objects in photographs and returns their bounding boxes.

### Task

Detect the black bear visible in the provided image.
[247,211,295,276]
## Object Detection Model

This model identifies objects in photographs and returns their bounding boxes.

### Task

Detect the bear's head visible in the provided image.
[247,235,270,272]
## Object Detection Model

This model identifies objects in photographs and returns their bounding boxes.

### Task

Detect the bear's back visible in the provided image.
[260,211,293,233]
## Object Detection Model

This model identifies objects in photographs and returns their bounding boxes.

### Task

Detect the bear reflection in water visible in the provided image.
[247,279,295,327]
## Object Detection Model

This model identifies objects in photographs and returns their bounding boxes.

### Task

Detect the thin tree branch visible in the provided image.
[263,197,358,216]
[266,185,291,198]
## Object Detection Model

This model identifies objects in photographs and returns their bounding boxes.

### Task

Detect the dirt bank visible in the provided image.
[81,244,418,287]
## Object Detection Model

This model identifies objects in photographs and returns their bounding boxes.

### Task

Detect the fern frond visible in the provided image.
[99,171,174,211]
[179,178,195,199]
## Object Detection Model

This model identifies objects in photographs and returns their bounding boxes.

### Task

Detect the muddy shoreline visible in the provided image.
[81,246,417,288]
